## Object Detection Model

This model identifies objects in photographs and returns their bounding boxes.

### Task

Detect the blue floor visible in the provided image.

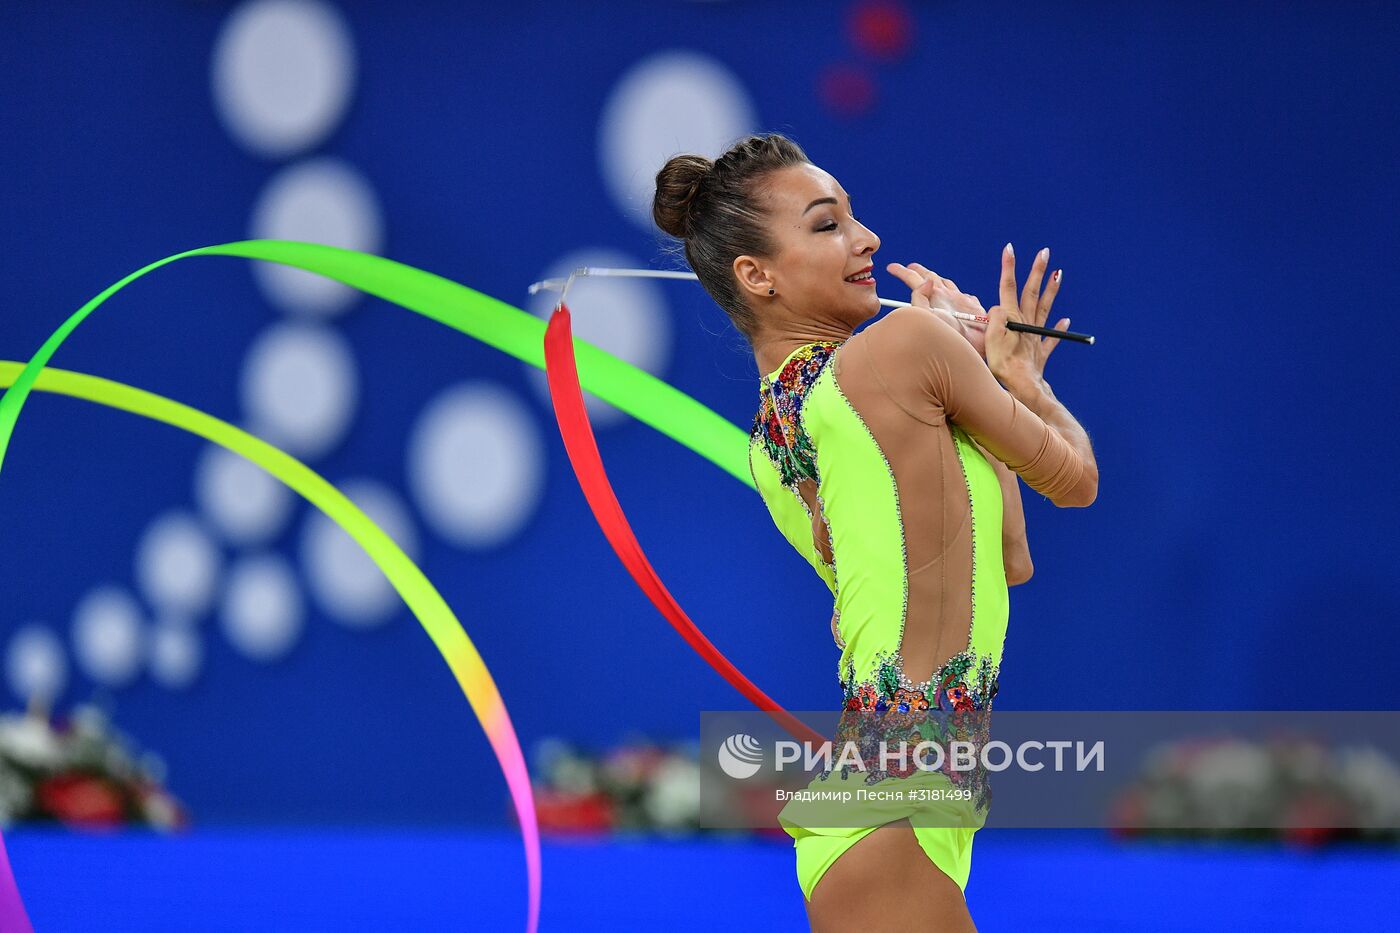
[5,827,1395,930]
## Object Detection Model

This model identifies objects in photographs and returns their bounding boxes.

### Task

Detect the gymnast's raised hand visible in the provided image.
[986,243,1070,386]
[885,260,992,359]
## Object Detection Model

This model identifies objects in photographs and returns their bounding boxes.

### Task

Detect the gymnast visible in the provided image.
[652,133,1098,931]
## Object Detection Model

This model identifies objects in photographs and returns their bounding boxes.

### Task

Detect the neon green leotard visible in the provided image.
[747,306,1088,902]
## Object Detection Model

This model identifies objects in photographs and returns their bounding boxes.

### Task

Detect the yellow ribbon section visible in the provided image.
[0,360,540,933]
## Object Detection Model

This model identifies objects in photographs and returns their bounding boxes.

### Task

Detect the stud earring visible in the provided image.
[767,287,775,295]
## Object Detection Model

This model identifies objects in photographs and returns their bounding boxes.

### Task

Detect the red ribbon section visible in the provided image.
[544,303,826,749]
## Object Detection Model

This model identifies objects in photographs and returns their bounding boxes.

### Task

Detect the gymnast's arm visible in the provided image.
[971,435,1033,584]
[882,262,1034,580]
[867,305,1098,507]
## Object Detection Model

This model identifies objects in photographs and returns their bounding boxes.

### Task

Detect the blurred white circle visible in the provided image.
[249,158,383,317]
[5,624,67,705]
[149,621,203,690]
[407,383,545,548]
[300,478,418,627]
[241,321,358,459]
[526,248,672,427]
[135,511,222,619]
[211,0,356,158]
[599,50,757,227]
[194,445,295,546]
[221,553,305,661]
[71,586,146,687]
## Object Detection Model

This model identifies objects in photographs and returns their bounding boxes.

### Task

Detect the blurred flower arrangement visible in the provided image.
[1110,734,1400,846]
[0,702,188,832]
[529,735,704,834]
[529,734,788,837]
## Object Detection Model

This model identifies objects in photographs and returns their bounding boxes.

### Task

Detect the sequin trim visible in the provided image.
[811,487,837,579]
[753,341,844,636]
[823,648,1000,810]
[838,646,999,712]
[825,366,909,685]
[752,341,844,489]
[817,690,998,810]
[789,484,836,577]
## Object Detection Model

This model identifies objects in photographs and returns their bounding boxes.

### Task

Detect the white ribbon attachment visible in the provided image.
[527,266,989,323]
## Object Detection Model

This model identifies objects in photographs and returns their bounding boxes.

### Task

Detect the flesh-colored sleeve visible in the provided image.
[969,434,1032,583]
[863,307,1086,505]
[749,439,838,596]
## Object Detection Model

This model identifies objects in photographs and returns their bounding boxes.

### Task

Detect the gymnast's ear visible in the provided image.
[733,254,775,301]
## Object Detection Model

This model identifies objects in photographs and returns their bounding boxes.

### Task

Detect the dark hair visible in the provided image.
[652,133,810,340]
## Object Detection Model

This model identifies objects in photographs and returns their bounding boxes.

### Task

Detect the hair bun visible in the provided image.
[652,154,714,238]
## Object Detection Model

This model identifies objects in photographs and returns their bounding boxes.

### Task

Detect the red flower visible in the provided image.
[536,789,615,833]
[946,683,975,711]
[766,417,785,445]
[1282,794,1345,848]
[36,772,125,829]
[1108,788,1147,839]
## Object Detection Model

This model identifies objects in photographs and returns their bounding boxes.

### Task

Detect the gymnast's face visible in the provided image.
[732,162,882,328]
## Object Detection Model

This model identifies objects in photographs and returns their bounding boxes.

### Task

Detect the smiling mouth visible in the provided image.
[844,269,874,284]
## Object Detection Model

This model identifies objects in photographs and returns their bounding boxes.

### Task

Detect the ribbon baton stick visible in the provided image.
[529,267,1095,345]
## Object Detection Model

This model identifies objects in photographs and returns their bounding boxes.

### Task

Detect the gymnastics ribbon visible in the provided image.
[0,361,537,933]
[0,240,751,487]
[0,829,30,933]
[544,304,826,749]
[0,240,813,926]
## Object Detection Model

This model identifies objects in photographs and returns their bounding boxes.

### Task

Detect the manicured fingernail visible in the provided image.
[1038,247,1049,262]
[1053,269,1062,282]
[1005,242,1014,257]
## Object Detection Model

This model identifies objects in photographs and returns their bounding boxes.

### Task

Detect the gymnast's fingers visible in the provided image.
[997,244,1020,320]
[1021,247,1049,325]
[906,262,943,287]
[1042,318,1071,362]
[1037,267,1062,328]
[908,263,962,299]
[886,263,934,307]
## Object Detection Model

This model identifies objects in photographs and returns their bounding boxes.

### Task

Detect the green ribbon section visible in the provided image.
[0,240,752,487]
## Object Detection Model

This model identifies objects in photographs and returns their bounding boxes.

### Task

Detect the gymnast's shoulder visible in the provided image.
[856,303,964,361]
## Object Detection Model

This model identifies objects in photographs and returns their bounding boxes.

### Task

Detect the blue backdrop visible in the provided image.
[1,1,1396,826]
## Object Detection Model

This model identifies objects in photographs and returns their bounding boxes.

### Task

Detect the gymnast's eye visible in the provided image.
[818,221,838,232]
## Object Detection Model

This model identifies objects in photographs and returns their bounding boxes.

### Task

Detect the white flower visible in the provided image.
[0,714,64,770]
[140,790,180,830]
[1187,740,1274,828]
[1338,746,1400,827]
[643,757,700,828]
